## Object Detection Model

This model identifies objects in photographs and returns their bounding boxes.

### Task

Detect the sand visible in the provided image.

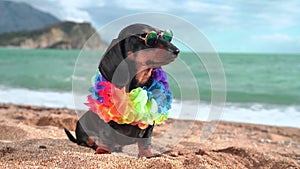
[0,103,299,169]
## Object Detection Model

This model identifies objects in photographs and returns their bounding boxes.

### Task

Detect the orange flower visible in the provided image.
[138,123,149,129]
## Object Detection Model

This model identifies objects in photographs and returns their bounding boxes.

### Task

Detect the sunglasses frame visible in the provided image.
[139,29,173,47]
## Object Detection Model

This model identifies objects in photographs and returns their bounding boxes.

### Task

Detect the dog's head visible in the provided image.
[98,23,180,90]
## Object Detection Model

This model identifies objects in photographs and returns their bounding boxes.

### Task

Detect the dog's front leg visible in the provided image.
[137,139,154,158]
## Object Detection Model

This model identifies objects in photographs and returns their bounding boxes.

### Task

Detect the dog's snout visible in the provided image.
[168,47,180,56]
[173,49,180,55]
[165,43,180,56]
[157,38,180,56]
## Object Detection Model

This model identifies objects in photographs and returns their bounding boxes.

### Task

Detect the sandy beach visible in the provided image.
[0,103,299,169]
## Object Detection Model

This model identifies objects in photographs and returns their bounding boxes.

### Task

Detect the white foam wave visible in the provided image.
[169,101,300,128]
[0,87,75,109]
[0,87,299,128]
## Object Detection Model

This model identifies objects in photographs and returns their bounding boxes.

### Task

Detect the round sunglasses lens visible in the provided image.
[162,29,173,42]
[145,31,157,46]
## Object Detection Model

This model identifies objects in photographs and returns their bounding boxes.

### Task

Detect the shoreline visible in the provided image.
[0,103,299,168]
[0,103,299,129]
[1,85,300,128]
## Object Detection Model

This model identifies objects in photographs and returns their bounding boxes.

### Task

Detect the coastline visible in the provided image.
[0,103,299,168]
[1,87,300,128]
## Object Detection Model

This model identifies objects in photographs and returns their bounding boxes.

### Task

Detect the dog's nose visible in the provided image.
[173,49,180,55]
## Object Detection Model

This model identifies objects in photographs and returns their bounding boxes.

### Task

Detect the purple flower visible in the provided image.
[153,69,169,90]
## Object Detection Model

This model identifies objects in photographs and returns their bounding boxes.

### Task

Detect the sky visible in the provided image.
[10,0,300,53]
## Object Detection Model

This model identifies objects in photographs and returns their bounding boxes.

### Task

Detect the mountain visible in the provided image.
[0,1,60,34]
[0,21,107,50]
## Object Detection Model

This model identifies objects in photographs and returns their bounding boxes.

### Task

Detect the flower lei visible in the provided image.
[85,69,172,129]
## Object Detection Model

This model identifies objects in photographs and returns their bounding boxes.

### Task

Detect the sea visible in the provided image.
[0,47,299,128]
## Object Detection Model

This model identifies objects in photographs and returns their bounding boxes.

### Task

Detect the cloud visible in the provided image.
[181,1,234,14]
[10,0,106,22]
[12,0,300,31]
[250,33,300,53]
[57,0,97,22]
[7,0,300,53]
[10,0,300,27]
[253,33,293,43]
[113,0,176,11]
[232,1,300,30]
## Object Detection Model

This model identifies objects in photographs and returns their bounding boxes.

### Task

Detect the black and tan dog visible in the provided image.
[64,23,179,157]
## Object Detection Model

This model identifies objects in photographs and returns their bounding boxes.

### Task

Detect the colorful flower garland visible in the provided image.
[85,69,172,129]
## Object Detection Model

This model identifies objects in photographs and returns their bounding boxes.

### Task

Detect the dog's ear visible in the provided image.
[98,39,129,87]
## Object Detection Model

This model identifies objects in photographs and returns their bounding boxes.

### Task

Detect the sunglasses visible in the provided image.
[139,29,173,47]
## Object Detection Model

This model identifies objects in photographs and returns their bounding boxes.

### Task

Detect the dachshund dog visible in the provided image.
[64,23,180,157]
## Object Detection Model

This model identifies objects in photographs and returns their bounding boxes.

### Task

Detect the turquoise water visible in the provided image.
[0,48,79,90]
[0,48,299,106]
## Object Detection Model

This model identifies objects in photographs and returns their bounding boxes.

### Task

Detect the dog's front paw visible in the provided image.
[138,146,154,158]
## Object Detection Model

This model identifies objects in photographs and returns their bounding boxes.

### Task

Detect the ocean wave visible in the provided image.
[0,86,74,109]
[0,87,299,128]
